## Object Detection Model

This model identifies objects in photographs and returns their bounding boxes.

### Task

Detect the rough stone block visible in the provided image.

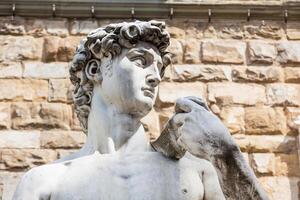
[232,66,282,83]
[158,82,206,106]
[219,106,245,134]
[166,26,185,39]
[57,37,83,62]
[234,134,297,154]
[245,106,287,135]
[202,40,246,64]
[244,22,283,40]
[259,177,299,200]
[1,149,57,170]
[23,62,68,79]
[0,62,22,78]
[173,65,231,82]
[0,79,48,101]
[286,22,300,40]
[167,38,184,64]
[217,21,244,39]
[0,131,40,148]
[248,41,277,64]
[0,103,10,129]
[285,107,300,134]
[11,103,72,130]
[42,36,60,62]
[250,153,275,175]
[183,39,200,63]
[40,131,85,149]
[274,153,300,177]
[26,19,69,37]
[284,67,300,83]
[49,79,73,102]
[1,172,24,200]
[208,83,266,106]
[266,83,300,106]
[70,20,99,35]
[0,17,25,35]
[0,36,43,61]
[277,42,300,64]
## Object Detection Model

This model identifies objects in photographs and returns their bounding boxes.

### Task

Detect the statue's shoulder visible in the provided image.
[13,162,67,199]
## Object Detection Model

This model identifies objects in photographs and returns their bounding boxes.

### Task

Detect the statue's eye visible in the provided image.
[132,56,146,68]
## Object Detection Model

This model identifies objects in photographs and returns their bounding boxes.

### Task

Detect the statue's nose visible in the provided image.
[146,73,161,87]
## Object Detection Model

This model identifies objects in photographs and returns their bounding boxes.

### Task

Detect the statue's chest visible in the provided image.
[53,153,204,200]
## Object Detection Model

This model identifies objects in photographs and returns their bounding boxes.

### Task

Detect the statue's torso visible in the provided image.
[20,152,208,200]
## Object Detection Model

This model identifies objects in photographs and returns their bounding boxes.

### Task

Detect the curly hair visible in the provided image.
[69,20,171,134]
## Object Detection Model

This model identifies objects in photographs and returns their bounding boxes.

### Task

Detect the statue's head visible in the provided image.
[69,20,171,133]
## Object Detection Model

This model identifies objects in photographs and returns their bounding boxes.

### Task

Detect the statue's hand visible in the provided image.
[170,96,238,160]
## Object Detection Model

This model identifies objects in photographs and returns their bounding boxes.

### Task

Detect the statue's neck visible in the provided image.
[82,90,149,155]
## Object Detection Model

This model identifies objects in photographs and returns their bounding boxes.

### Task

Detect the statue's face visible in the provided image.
[99,41,163,117]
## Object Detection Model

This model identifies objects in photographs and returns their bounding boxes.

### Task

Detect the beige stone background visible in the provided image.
[0,16,300,200]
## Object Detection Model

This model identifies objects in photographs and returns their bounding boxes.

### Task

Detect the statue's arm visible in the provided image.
[169,97,270,200]
[13,170,40,200]
[201,160,225,200]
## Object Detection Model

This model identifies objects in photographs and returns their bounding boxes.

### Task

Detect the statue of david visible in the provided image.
[13,21,269,200]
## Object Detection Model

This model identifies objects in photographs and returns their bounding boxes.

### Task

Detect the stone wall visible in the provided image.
[0,17,299,200]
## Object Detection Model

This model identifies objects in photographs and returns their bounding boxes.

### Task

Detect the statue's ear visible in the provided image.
[85,59,102,83]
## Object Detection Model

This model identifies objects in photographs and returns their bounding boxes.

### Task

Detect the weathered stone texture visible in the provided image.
[70,20,99,35]
[233,135,297,153]
[274,154,300,177]
[277,42,300,64]
[248,41,277,64]
[286,22,300,40]
[57,37,82,62]
[219,106,245,134]
[11,103,72,130]
[285,67,300,83]
[244,22,283,40]
[0,36,43,62]
[202,40,246,64]
[40,131,85,149]
[285,107,300,134]
[183,39,201,63]
[244,106,287,135]
[0,17,26,35]
[173,65,231,82]
[250,153,275,175]
[1,149,57,170]
[208,83,266,105]
[0,79,48,101]
[49,79,73,102]
[23,62,68,79]
[167,38,184,64]
[259,177,300,200]
[26,19,69,37]
[266,84,300,106]
[0,131,40,149]
[0,103,11,129]
[0,62,22,78]
[232,66,282,83]
[158,82,206,106]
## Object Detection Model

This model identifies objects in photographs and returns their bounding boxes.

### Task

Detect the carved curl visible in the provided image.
[69,20,171,134]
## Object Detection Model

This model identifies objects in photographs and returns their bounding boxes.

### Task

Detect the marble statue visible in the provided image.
[13,20,269,200]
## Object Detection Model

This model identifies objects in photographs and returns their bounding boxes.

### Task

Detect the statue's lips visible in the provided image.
[142,87,155,98]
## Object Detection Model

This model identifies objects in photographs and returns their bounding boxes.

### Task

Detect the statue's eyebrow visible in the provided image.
[127,48,163,68]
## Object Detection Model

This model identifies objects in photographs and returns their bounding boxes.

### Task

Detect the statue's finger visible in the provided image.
[170,113,186,129]
[175,97,203,113]
[184,96,210,111]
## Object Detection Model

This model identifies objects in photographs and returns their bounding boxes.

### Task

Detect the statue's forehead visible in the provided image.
[125,41,161,57]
